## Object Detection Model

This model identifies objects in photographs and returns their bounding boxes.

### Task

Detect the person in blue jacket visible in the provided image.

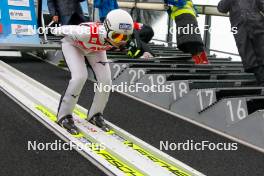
[94,0,119,22]
[165,0,208,64]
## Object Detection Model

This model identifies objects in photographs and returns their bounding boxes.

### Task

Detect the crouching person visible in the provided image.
[126,22,155,59]
[53,9,134,134]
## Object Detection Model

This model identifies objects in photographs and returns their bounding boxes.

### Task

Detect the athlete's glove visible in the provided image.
[140,52,154,59]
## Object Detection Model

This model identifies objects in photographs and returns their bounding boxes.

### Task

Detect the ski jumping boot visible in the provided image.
[88,113,110,132]
[192,51,209,64]
[57,115,79,135]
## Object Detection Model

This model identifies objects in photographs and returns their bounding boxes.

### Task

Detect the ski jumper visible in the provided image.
[54,22,112,121]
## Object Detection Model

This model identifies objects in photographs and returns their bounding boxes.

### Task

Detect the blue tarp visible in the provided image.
[0,0,39,45]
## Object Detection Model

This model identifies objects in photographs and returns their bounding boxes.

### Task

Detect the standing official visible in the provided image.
[218,0,264,85]
[48,0,88,25]
[94,0,119,22]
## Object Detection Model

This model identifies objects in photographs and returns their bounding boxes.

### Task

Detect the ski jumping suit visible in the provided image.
[54,22,112,121]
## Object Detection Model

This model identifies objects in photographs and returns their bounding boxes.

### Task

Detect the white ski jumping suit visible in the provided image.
[54,22,112,120]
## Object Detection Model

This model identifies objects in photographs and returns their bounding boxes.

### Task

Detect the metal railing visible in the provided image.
[87,0,228,16]
[39,0,238,58]
[151,39,239,58]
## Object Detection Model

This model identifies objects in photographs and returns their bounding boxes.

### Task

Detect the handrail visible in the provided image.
[87,0,228,17]
[209,49,240,57]
[151,39,240,57]
[152,38,177,45]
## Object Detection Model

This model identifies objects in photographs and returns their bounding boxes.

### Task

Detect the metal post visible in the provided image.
[135,0,141,22]
[87,0,93,21]
[167,14,173,47]
[203,15,211,55]
[37,0,42,28]
[41,12,48,44]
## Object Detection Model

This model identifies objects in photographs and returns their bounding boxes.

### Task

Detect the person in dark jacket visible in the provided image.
[166,0,208,64]
[94,0,119,22]
[258,0,264,12]
[127,22,155,59]
[48,0,87,25]
[218,0,264,86]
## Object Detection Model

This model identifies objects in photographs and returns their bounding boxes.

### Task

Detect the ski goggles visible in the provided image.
[109,31,130,43]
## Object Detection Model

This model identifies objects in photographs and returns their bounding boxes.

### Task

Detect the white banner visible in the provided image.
[8,0,30,7]
[9,9,32,21]
[11,24,35,35]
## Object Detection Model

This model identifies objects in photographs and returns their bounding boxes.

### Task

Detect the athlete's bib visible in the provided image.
[73,23,112,52]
